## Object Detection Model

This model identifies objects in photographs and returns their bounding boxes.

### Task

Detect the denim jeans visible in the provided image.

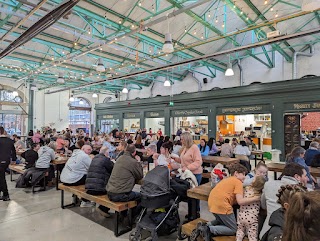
[208,213,237,236]
[188,173,202,218]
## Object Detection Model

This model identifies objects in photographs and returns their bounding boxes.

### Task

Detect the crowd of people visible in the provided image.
[0,126,319,241]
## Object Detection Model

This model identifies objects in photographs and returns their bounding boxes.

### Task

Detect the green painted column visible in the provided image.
[164,107,170,137]
[28,86,34,132]
[271,101,285,161]
[208,105,216,139]
[140,110,145,130]
[119,113,124,131]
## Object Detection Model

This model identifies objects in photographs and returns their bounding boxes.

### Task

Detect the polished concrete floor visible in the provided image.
[0,174,213,241]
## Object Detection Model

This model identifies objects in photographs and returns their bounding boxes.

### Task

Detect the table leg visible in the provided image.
[10,169,13,182]
[255,155,257,167]
[56,167,60,190]
[189,198,197,221]
[274,172,277,180]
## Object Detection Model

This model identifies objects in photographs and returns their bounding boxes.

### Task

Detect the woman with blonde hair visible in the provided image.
[172,132,203,218]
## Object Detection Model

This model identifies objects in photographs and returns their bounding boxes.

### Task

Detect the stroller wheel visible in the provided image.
[177,225,187,240]
[129,231,141,241]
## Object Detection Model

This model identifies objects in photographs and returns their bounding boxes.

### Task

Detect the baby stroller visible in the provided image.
[129,166,180,241]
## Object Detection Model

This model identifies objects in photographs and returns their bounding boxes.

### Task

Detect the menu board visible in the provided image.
[284,114,301,156]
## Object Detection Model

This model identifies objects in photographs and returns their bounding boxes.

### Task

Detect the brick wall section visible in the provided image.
[301,112,320,131]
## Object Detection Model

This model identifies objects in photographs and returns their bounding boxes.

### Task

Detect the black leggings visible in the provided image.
[63,175,87,186]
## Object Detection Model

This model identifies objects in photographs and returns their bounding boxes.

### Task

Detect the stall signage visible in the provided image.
[218,105,269,114]
[286,102,320,110]
[145,111,164,118]
[171,109,207,116]
[124,113,140,118]
[102,114,118,119]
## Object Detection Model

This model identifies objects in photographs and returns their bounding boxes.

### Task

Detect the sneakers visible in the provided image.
[96,207,111,218]
[197,221,211,241]
[80,201,95,208]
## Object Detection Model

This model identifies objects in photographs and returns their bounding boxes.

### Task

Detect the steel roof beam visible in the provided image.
[166,0,274,68]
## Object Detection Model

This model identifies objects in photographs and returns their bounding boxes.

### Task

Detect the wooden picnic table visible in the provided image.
[187,182,211,220]
[9,164,25,181]
[251,150,264,166]
[267,162,320,179]
[202,156,239,166]
[187,182,211,201]
[53,156,69,190]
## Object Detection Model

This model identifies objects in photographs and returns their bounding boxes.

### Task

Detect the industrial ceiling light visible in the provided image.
[162,16,174,54]
[122,87,128,93]
[96,58,105,72]
[12,90,19,97]
[225,63,234,76]
[79,99,84,105]
[92,93,98,98]
[57,73,65,83]
[164,79,171,87]
[69,95,75,101]
[301,0,320,11]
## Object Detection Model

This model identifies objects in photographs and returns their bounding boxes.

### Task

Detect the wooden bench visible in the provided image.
[58,184,137,237]
[181,218,248,241]
[9,164,47,192]
[9,164,25,181]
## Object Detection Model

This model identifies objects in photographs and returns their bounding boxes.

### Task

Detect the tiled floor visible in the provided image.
[0,174,213,241]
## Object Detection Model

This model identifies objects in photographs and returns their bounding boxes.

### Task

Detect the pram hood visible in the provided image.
[141,165,170,197]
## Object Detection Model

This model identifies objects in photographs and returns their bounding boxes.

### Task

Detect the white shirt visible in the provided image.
[234,145,251,156]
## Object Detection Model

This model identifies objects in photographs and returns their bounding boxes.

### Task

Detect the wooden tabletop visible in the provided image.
[52,156,69,165]
[187,182,212,201]
[202,156,239,166]
[267,162,320,177]
[251,150,264,155]
[8,164,25,174]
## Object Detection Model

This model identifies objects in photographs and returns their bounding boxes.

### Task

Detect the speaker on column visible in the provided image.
[203,78,208,84]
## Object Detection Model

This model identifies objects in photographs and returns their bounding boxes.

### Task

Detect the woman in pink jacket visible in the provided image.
[173,132,203,219]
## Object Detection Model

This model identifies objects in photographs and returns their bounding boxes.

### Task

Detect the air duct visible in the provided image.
[237,59,244,86]
[191,72,202,91]
[292,44,314,79]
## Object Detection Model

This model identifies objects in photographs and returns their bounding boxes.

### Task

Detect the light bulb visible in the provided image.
[92,93,98,98]
[122,87,128,93]
[164,80,171,87]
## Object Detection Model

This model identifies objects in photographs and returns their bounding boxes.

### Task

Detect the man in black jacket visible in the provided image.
[85,146,114,217]
[0,127,16,201]
[21,143,40,169]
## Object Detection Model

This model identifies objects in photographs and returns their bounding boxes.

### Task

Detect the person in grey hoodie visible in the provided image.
[259,163,309,239]
[60,145,92,186]
[35,141,56,185]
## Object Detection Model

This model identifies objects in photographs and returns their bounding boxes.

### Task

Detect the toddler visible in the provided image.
[236,175,266,241]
